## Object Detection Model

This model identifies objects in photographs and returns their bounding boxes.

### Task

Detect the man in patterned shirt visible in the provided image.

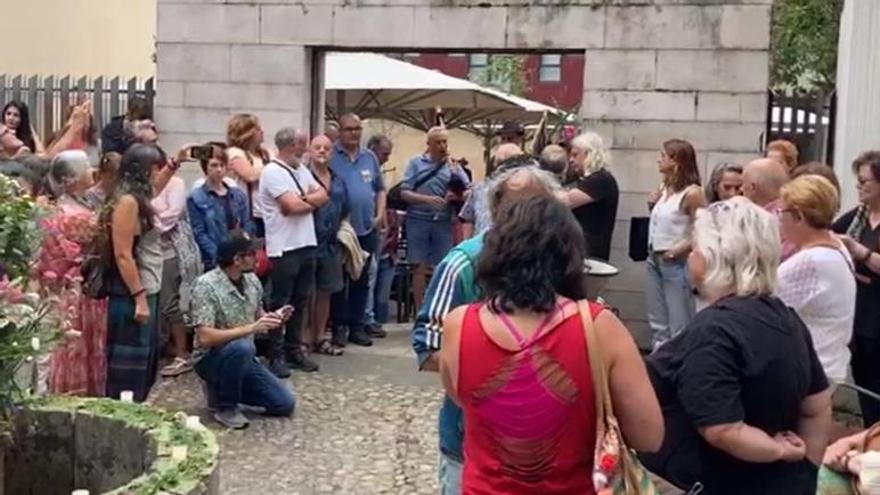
[190,236,296,429]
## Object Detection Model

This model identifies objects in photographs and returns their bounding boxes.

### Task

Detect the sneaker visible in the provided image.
[268,358,291,378]
[160,357,193,377]
[369,324,387,339]
[348,327,373,347]
[286,350,319,373]
[213,408,249,430]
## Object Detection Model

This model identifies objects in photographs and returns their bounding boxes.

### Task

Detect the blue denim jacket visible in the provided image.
[188,183,255,270]
[411,234,484,461]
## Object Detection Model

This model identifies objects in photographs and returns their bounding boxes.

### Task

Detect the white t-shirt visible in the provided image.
[777,244,856,383]
[258,159,318,257]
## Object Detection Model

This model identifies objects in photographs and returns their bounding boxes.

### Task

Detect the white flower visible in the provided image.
[31,337,40,351]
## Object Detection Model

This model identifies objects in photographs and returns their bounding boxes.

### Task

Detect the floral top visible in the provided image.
[189,268,263,361]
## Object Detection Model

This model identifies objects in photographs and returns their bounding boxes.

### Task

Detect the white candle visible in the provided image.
[119,390,134,403]
[185,416,202,430]
[171,445,188,461]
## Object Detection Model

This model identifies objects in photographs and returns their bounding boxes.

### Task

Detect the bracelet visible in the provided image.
[131,288,146,298]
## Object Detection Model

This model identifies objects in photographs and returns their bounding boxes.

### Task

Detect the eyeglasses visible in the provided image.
[342,126,362,132]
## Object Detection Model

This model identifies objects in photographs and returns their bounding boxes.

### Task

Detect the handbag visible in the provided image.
[579,300,658,495]
[628,217,650,262]
[387,162,444,212]
[81,221,111,299]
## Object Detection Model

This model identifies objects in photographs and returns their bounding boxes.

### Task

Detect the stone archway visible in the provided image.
[156,0,771,338]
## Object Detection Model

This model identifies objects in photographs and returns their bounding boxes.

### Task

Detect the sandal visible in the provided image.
[315,339,344,356]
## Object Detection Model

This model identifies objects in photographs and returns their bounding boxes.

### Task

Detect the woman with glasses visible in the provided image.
[834,150,880,427]
[776,175,855,387]
[641,197,831,495]
[705,162,743,204]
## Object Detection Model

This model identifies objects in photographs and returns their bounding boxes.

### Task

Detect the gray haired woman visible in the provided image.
[704,162,743,204]
[641,197,831,495]
[35,150,110,395]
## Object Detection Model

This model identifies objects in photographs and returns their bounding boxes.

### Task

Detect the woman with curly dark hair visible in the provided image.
[438,194,662,494]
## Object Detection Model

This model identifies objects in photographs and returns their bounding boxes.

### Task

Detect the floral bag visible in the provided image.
[579,301,658,495]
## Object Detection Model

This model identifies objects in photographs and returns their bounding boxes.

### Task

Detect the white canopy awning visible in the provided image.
[324,52,565,130]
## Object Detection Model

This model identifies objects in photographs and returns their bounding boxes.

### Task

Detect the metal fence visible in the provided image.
[0,75,154,145]
[766,90,837,166]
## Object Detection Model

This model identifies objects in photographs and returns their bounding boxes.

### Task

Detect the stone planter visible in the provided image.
[2,396,219,495]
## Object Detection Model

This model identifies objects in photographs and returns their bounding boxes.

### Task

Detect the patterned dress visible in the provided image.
[35,197,108,396]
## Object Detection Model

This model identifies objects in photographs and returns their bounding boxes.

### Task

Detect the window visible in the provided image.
[539,54,562,82]
[469,53,489,79]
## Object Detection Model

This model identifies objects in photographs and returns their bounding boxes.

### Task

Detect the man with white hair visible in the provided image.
[563,132,619,261]
[458,143,524,239]
[400,126,470,310]
[259,127,328,376]
[412,165,563,494]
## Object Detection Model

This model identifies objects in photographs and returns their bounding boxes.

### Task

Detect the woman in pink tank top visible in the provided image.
[439,195,664,495]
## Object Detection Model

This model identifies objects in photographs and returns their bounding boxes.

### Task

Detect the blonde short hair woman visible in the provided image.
[563,131,619,261]
[642,196,832,494]
[776,175,855,384]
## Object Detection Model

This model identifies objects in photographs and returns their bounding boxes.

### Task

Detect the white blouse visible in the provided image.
[777,244,856,383]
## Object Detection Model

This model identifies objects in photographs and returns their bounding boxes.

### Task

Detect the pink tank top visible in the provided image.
[457,301,602,494]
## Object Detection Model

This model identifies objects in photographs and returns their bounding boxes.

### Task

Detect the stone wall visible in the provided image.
[156,0,772,344]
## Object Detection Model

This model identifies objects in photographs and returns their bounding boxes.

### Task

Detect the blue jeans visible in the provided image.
[374,256,395,324]
[195,338,295,415]
[364,254,379,326]
[439,451,463,495]
[646,253,696,349]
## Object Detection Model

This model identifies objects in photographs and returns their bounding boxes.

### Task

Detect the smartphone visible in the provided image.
[190,145,213,162]
[276,305,294,320]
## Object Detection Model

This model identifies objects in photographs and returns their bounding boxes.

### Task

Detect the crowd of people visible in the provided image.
[410,132,880,494]
[7,93,880,493]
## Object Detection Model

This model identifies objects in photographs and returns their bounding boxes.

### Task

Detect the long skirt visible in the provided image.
[50,296,109,396]
[106,294,159,403]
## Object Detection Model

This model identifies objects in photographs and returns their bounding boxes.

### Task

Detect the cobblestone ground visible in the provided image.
[149,324,443,495]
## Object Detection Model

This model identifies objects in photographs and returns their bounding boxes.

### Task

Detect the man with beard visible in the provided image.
[190,236,296,429]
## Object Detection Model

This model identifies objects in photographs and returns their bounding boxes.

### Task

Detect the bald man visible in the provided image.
[742,158,789,209]
[742,157,796,260]
[400,126,470,310]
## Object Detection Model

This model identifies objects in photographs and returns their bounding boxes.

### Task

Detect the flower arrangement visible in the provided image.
[0,173,67,442]
[0,173,44,282]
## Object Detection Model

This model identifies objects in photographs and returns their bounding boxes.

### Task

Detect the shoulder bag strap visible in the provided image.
[410,162,445,192]
[579,300,611,431]
[271,159,306,196]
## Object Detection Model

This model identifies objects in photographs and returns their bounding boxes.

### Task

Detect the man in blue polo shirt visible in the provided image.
[400,127,469,310]
[329,114,387,347]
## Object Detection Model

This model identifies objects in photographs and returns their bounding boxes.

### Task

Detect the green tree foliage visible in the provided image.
[770,0,844,95]
[470,55,529,97]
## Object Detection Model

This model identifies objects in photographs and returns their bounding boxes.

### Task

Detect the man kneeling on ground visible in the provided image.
[190,236,296,429]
